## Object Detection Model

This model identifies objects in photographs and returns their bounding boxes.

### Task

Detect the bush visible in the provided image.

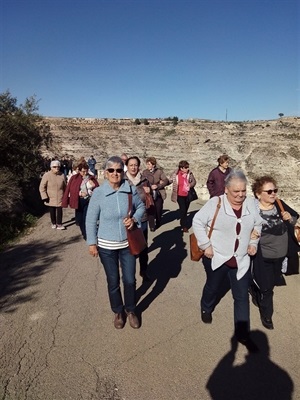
[0,90,51,248]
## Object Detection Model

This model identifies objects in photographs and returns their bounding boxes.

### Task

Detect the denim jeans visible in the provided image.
[201,257,251,339]
[76,197,89,239]
[98,246,137,313]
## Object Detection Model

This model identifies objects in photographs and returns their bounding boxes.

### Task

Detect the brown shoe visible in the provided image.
[126,312,140,329]
[114,312,125,329]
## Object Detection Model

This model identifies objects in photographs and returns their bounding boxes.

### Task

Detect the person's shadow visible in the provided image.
[206,330,294,400]
[135,226,187,318]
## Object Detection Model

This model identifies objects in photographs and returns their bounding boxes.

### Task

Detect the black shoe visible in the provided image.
[238,337,259,353]
[140,271,152,282]
[201,310,212,324]
[248,286,259,308]
[260,316,274,330]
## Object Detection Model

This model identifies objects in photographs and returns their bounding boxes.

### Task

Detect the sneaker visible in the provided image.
[51,224,56,229]
[56,225,66,230]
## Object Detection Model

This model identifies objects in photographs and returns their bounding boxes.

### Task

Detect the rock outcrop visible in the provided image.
[41,116,300,209]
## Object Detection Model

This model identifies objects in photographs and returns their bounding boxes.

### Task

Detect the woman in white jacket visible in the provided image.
[192,169,263,351]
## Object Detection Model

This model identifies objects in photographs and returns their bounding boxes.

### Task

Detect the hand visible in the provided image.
[247,245,257,256]
[281,211,292,222]
[204,245,214,259]
[123,217,135,230]
[89,245,98,257]
[81,191,87,197]
[250,229,260,240]
[151,184,158,190]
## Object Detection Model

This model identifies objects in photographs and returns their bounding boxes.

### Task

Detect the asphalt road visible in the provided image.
[0,196,299,400]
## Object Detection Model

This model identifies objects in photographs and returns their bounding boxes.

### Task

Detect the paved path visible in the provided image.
[0,197,299,400]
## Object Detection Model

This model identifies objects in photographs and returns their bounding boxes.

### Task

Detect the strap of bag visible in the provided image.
[207,197,221,238]
[276,198,285,213]
[128,192,132,217]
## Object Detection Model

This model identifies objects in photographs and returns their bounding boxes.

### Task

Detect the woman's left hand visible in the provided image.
[281,211,292,222]
[247,245,257,256]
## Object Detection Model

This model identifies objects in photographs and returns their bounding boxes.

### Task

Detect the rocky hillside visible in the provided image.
[41,116,300,209]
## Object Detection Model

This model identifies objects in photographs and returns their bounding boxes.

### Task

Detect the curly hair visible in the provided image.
[146,157,157,166]
[252,175,277,198]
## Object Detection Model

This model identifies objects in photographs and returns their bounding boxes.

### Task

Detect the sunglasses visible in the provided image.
[107,168,123,173]
[52,166,60,168]
[262,189,278,195]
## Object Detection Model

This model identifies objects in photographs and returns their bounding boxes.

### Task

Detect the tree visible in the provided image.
[278,113,284,118]
[0,90,52,245]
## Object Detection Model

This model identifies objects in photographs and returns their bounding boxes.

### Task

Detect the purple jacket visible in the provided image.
[206,167,231,197]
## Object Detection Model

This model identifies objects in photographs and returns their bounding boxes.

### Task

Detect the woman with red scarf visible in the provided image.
[169,160,196,233]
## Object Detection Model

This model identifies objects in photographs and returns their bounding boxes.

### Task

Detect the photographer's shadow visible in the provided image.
[206,330,294,400]
[136,227,187,315]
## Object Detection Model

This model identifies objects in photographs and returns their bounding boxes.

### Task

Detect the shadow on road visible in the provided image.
[0,236,81,313]
[206,330,294,400]
[136,226,187,318]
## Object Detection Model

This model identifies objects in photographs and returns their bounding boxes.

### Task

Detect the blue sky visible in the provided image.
[1,0,299,121]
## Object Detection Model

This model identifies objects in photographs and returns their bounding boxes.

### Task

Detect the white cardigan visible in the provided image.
[192,195,264,280]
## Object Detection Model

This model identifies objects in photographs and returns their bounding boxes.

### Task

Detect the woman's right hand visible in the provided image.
[204,245,214,259]
[89,245,98,257]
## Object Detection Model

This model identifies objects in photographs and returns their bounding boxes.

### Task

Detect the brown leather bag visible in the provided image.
[190,197,221,261]
[276,198,300,243]
[127,193,147,256]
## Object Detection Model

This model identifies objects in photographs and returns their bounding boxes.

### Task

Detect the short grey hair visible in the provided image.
[104,156,124,170]
[224,169,247,187]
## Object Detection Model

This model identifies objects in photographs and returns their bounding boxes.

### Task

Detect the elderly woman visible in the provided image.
[39,160,66,229]
[142,157,169,232]
[192,169,263,351]
[62,161,99,240]
[86,156,146,329]
[206,154,231,198]
[250,176,299,330]
[125,156,152,281]
[169,160,197,233]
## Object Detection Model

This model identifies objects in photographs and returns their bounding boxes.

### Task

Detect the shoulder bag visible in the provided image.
[126,193,147,255]
[276,198,300,243]
[190,197,221,261]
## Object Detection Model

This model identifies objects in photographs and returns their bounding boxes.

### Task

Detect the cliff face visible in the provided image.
[41,116,300,209]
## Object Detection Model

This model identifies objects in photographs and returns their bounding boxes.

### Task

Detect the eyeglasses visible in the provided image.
[262,189,278,195]
[107,168,123,173]
[52,166,60,168]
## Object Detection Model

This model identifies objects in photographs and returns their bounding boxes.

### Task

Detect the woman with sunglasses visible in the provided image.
[169,160,196,233]
[86,156,145,329]
[250,176,299,330]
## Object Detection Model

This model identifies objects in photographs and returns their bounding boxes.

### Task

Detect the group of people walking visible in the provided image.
[39,153,299,352]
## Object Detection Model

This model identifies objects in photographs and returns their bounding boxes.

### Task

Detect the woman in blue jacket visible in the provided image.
[86,156,145,330]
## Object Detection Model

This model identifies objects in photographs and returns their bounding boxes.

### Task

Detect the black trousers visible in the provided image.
[177,195,190,229]
[148,196,163,230]
[255,257,284,319]
[49,206,63,225]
